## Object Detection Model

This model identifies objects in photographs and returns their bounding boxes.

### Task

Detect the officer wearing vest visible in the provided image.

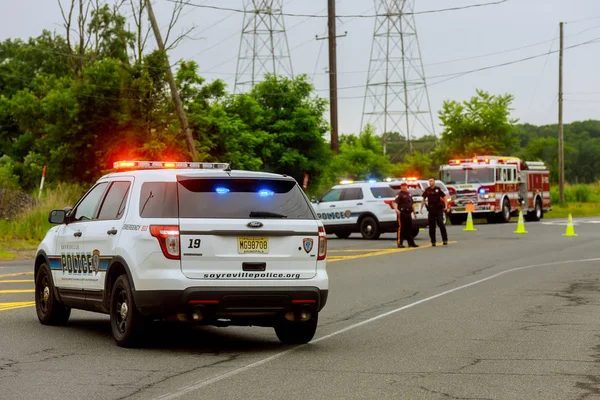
[420,177,448,246]
[393,182,418,248]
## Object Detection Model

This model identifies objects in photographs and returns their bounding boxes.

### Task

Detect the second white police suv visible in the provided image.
[310,180,432,240]
[33,161,328,347]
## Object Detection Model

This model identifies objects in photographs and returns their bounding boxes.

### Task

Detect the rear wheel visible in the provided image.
[411,228,420,238]
[334,231,351,239]
[110,275,145,347]
[35,263,71,326]
[500,198,511,223]
[359,216,380,240]
[526,198,543,222]
[274,313,318,344]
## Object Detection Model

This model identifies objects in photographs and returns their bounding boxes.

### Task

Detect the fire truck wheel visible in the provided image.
[411,228,420,238]
[526,199,543,222]
[500,198,511,223]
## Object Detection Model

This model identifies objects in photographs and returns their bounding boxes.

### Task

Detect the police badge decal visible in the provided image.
[92,249,101,275]
[303,238,314,253]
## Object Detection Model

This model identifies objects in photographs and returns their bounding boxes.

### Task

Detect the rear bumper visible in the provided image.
[134,286,328,319]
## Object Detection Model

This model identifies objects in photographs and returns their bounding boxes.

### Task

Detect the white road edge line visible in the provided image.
[156,257,600,400]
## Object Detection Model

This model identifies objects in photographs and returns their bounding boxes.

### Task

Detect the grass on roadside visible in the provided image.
[0,249,16,260]
[544,202,600,219]
[0,183,85,256]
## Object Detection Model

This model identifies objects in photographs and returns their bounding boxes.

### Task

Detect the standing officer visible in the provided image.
[393,182,418,248]
[420,177,448,246]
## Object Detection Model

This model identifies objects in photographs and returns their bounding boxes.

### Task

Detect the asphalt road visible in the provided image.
[2,217,600,400]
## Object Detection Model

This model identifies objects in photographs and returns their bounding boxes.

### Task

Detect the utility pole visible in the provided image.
[558,21,564,203]
[328,0,339,154]
[145,0,197,161]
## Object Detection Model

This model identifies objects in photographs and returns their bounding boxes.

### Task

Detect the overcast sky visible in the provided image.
[2,0,599,141]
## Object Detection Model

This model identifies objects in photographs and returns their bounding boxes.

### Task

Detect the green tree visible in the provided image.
[438,89,519,159]
[232,74,332,186]
[393,152,436,179]
[325,124,393,186]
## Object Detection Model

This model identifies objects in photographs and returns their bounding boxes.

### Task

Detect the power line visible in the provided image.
[171,0,508,18]
[524,26,560,117]
[565,15,600,24]
[331,35,600,94]
[193,23,600,78]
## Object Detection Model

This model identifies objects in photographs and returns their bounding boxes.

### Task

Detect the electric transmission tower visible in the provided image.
[234,0,294,93]
[361,0,436,155]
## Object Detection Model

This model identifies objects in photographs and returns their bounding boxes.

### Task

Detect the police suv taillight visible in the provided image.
[318,226,327,260]
[150,225,180,260]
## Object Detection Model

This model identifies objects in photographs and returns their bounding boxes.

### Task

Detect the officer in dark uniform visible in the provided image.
[393,182,418,248]
[420,177,448,246]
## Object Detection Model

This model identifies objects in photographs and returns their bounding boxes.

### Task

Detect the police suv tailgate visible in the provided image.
[176,176,320,280]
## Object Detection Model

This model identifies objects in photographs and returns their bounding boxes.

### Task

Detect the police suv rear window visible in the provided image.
[177,178,316,220]
[370,187,398,198]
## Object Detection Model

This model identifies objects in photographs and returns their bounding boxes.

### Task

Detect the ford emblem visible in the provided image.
[247,221,263,228]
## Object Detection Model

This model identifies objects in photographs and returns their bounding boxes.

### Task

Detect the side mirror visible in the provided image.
[311,196,318,204]
[48,209,67,225]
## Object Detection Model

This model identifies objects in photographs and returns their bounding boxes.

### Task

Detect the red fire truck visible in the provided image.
[440,156,552,225]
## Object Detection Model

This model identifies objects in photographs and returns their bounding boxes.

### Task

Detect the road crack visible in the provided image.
[114,354,240,400]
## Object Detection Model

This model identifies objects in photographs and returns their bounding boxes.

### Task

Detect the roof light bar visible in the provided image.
[113,161,230,170]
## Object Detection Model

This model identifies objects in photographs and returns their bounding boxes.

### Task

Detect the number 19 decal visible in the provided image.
[188,238,201,249]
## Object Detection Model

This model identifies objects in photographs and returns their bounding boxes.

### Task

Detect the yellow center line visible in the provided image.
[0,280,34,283]
[0,272,33,279]
[0,301,35,311]
[0,289,35,294]
[328,241,458,263]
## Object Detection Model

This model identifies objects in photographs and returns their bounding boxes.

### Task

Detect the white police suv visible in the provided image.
[34,161,328,347]
[310,180,428,240]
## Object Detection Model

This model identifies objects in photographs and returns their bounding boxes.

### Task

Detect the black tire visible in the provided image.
[526,198,543,222]
[411,228,420,238]
[334,231,351,239]
[359,216,380,240]
[500,198,511,223]
[35,263,71,326]
[449,214,466,226]
[110,275,145,348]
[274,313,318,345]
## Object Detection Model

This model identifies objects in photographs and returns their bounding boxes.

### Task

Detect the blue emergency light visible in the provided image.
[258,189,274,197]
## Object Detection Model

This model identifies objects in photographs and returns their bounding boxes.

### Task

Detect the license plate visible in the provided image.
[238,237,269,254]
